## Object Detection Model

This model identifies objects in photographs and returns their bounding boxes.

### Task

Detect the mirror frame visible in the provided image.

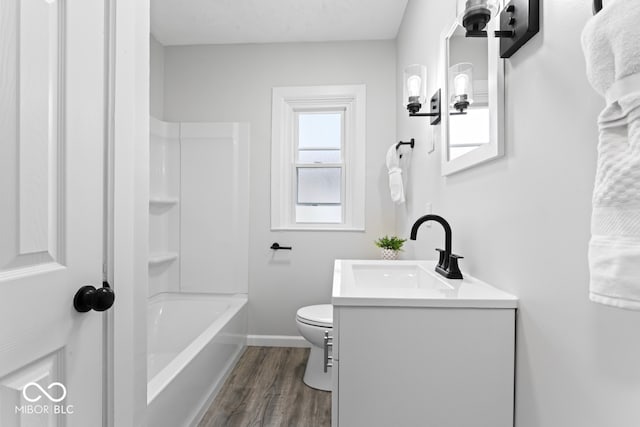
[440,20,505,176]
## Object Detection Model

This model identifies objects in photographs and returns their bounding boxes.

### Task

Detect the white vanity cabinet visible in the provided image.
[330,260,518,427]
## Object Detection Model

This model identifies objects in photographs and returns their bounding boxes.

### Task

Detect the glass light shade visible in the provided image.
[407,76,422,98]
[449,63,474,111]
[456,0,500,32]
[454,74,470,97]
[403,64,427,110]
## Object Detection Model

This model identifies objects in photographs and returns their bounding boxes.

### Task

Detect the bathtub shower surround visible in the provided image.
[148,118,250,426]
[179,123,250,294]
[150,118,181,295]
[147,293,248,427]
[149,118,250,297]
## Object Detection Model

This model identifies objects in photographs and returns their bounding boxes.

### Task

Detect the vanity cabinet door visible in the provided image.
[331,307,340,427]
[335,306,515,427]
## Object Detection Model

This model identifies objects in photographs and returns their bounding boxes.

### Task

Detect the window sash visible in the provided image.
[297,149,342,164]
[293,110,346,224]
[293,164,345,223]
[295,165,343,205]
[295,110,345,165]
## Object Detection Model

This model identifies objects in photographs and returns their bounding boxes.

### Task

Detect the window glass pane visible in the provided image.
[297,167,341,204]
[298,113,342,149]
[449,146,478,159]
[298,150,341,163]
[296,205,342,223]
[449,106,490,147]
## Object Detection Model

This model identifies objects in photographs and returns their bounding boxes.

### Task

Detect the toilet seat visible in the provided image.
[296,304,332,328]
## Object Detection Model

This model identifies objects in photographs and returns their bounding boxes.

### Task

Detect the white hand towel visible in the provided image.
[582,0,640,97]
[386,144,405,204]
[582,1,640,310]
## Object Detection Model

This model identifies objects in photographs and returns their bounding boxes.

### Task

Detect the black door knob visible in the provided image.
[74,282,115,312]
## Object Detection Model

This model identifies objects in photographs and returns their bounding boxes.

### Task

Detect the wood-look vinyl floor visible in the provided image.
[197,346,331,427]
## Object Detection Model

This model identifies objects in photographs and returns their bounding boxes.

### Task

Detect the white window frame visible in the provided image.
[271,85,366,231]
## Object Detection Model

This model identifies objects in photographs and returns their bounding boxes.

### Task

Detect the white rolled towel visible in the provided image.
[386,144,405,204]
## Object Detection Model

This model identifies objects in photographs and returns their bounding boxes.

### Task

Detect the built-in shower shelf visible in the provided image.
[149,197,179,208]
[148,252,179,266]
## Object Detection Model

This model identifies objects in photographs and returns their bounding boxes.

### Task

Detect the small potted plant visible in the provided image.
[374,235,407,260]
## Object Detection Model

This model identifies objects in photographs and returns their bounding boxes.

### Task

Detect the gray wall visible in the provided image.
[396,1,640,426]
[163,41,397,336]
[150,35,165,119]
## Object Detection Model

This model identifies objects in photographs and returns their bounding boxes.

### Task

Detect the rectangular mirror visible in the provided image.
[441,19,504,175]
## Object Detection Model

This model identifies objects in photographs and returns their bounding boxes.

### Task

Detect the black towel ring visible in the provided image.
[396,139,415,151]
[396,139,415,159]
[593,0,603,15]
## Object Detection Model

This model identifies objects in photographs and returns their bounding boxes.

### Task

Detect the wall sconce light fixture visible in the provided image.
[457,0,540,58]
[449,63,474,113]
[458,0,500,33]
[593,0,603,14]
[404,64,442,125]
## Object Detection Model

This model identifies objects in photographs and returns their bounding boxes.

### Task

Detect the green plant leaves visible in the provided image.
[374,235,406,251]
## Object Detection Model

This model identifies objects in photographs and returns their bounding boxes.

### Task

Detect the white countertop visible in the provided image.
[332,259,518,308]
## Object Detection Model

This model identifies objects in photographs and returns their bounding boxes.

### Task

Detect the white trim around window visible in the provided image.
[271,85,366,231]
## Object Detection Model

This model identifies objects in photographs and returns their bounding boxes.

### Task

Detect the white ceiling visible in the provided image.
[151,0,409,46]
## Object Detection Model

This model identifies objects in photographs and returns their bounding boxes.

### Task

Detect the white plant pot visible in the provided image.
[381,248,399,260]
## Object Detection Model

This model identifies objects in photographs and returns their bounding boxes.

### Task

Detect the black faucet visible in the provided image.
[410,214,464,280]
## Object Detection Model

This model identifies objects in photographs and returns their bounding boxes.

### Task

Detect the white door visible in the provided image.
[0,0,107,426]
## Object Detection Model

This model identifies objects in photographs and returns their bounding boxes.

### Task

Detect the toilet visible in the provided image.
[296,304,333,391]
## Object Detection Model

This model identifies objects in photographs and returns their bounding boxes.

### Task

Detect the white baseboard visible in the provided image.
[247,334,310,348]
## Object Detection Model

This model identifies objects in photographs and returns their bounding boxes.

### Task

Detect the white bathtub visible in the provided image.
[147,292,248,427]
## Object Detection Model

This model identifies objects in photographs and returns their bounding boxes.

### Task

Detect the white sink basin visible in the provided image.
[332,259,518,308]
[350,263,453,291]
